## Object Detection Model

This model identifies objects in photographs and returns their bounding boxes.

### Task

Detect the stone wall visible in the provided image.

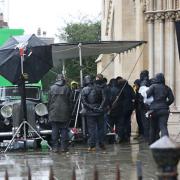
[99,0,180,137]
[99,0,180,109]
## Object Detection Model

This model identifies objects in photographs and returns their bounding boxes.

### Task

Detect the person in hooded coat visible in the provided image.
[140,70,150,87]
[81,75,106,151]
[48,74,72,153]
[109,77,125,143]
[139,70,151,142]
[146,73,174,144]
[108,78,120,130]
[133,79,144,139]
[122,79,135,142]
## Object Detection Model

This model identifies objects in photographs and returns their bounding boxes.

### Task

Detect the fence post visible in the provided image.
[72,166,76,180]
[136,160,143,180]
[27,164,32,180]
[94,165,99,180]
[49,166,55,180]
[4,169,9,180]
[116,164,121,180]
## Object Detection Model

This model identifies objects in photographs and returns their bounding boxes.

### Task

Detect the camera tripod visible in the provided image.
[71,91,87,140]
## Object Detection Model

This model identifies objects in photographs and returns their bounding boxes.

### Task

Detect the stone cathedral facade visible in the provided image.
[97,0,180,135]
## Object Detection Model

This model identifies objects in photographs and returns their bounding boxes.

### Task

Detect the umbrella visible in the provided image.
[0,34,53,84]
[0,34,53,139]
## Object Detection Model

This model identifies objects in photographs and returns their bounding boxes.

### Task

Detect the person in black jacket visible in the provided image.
[108,78,121,131]
[146,73,174,144]
[109,78,125,143]
[133,79,144,139]
[81,75,106,151]
[122,79,135,142]
[140,70,150,87]
[48,74,72,153]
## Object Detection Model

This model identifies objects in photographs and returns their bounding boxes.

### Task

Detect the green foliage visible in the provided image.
[57,18,101,83]
[42,16,101,89]
[59,21,101,43]
[41,64,62,90]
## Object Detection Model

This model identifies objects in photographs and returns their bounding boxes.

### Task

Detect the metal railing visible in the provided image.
[3,162,143,180]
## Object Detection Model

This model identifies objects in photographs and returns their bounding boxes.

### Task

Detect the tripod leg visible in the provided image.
[4,121,24,153]
[24,121,52,150]
[74,94,81,128]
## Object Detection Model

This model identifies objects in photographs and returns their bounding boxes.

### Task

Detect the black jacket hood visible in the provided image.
[155,73,165,84]
[140,70,149,81]
[55,80,65,86]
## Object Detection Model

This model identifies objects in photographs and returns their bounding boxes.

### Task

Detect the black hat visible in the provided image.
[140,70,149,80]
[134,79,140,86]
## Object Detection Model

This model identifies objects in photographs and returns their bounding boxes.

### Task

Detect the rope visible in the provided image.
[100,54,118,74]
[110,44,145,111]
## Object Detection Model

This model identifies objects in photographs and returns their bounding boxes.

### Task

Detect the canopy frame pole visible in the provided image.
[78,43,83,87]
[62,59,66,77]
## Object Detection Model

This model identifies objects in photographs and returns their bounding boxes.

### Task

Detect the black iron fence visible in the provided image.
[3,162,143,180]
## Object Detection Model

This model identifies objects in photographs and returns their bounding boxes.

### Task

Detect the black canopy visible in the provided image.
[52,41,146,66]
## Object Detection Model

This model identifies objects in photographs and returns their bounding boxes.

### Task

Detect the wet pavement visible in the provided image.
[0,140,180,180]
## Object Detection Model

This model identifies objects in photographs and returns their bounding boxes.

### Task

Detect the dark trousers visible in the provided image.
[86,115,105,148]
[124,110,133,139]
[135,107,144,135]
[140,106,150,142]
[149,109,169,144]
[51,122,69,150]
[109,115,125,140]
[104,113,111,133]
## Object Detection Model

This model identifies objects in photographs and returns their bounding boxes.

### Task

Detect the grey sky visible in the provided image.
[8,0,101,41]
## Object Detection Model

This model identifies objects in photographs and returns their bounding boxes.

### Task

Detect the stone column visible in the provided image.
[145,13,155,77]
[155,12,165,73]
[157,0,163,10]
[168,0,173,9]
[150,0,154,10]
[163,0,168,10]
[165,11,176,92]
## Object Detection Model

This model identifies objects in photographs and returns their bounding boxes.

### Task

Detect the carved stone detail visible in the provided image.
[175,0,179,9]
[165,11,176,21]
[176,11,180,21]
[145,13,154,23]
[141,0,147,12]
[154,12,165,22]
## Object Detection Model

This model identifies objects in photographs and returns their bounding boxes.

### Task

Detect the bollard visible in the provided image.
[93,165,99,180]
[136,160,143,180]
[49,166,55,180]
[72,167,76,180]
[116,164,121,180]
[150,136,180,180]
[27,164,32,180]
[4,169,9,180]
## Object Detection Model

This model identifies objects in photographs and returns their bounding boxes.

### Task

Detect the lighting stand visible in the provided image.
[4,48,51,153]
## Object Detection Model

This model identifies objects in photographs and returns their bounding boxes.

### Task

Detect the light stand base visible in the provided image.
[3,121,52,153]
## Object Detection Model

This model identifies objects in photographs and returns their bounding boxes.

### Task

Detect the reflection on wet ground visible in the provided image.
[0,141,179,180]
